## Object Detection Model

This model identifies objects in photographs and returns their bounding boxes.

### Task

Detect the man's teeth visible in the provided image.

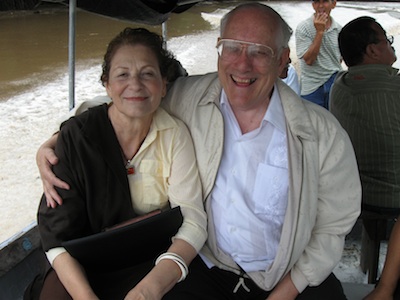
[232,76,256,84]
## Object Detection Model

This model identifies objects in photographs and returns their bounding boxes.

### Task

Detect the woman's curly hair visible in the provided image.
[100,27,180,86]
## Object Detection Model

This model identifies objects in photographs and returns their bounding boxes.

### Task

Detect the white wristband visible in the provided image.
[155,252,189,282]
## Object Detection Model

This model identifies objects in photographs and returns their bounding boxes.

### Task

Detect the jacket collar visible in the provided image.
[198,72,222,107]
[276,80,315,141]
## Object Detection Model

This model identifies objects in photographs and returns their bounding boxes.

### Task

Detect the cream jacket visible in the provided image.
[83,72,361,292]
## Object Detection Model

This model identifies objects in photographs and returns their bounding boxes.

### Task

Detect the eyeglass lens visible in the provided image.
[217,40,274,66]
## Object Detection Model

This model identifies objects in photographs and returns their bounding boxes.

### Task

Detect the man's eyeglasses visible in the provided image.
[377,35,394,45]
[216,39,275,67]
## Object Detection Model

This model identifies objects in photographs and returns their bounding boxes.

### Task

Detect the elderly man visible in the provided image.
[37,3,360,299]
[330,16,400,212]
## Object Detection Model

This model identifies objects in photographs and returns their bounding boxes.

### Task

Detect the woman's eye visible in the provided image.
[141,71,155,79]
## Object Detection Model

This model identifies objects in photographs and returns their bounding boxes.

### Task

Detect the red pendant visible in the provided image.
[127,167,135,175]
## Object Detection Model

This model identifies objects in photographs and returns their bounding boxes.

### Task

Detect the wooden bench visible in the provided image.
[359,209,398,284]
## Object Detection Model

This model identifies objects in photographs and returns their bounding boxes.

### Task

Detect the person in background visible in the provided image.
[37,3,361,299]
[281,57,300,95]
[363,216,400,300]
[330,19,400,297]
[30,28,207,300]
[295,0,342,109]
[330,16,400,212]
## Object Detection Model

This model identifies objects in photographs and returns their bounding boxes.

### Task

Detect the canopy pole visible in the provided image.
[162,21,167,49]
[68,0,76,110]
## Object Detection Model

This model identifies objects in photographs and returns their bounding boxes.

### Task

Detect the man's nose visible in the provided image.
[236,46,253,65]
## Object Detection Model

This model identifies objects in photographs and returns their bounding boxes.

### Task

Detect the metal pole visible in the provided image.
[68,0,76,110]
[162,21,167,49]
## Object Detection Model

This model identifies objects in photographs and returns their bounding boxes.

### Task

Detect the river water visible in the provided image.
[1,0,400,283]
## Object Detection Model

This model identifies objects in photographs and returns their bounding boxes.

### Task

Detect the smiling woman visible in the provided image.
[29,27,207,299]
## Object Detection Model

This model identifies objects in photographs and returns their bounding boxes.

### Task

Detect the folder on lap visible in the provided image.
[62,206,183,271]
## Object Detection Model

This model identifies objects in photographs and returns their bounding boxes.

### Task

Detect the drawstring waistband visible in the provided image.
[233,276,251,293]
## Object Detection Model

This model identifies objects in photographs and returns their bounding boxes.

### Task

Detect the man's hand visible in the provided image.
[267,272,299,300]
[314,12,328,33]
[36,133,69,208]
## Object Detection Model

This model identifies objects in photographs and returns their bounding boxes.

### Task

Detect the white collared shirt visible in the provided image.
[210,85,288,272]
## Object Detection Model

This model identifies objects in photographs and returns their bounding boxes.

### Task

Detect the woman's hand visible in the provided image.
[124,239,197,300]
[124,281,161,300]
[36,133,70,208]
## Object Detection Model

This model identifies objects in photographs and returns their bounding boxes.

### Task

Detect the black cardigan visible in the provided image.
[38,104,137,251]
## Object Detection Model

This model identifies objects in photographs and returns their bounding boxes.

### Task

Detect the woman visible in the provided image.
[34,28,207,300]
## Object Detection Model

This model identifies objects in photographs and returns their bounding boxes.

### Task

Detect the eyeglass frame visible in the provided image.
[386,35,394,45]
[375,35,394,45]
[216,38,276,66]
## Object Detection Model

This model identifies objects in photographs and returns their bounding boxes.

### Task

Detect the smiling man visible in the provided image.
[36,3,361,299]
[296,0,342,109]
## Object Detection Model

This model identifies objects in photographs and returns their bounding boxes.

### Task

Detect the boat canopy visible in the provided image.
[64,0,202,25]
[60,0,202,25]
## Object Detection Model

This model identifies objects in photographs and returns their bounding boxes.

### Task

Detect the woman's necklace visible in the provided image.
[120,136,147,175]
[121,149,135,175]
[125,159,135,175]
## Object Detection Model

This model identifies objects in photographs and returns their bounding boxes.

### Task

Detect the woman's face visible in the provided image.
[105,44,166,120]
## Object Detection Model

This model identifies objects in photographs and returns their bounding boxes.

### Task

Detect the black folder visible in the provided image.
[62,206,183,271]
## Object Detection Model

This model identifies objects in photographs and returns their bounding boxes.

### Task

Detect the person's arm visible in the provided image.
[125,117,207,300]
[290,109,362,292]
[36,97,111,208]
[124,239,197,300]
[36,132,68,207]
[52,252,99,300]
[363,217,400,300]
[266,272,299,300]
[302,13,328,65]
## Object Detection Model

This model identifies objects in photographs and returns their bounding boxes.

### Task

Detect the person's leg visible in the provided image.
[88,260,153,300]
[296,273,347,300]
[301,86,325,108]
[323,72,338,109]
[39,268,72,300]
[163,256,270,300]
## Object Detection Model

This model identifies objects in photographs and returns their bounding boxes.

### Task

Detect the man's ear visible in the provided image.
[365,43,380,61]
[278,47,290,74]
